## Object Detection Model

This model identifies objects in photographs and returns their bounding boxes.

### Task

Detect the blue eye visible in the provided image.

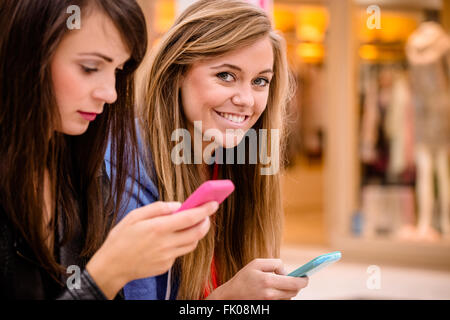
[253,77,269,87]
[217,72,235,82]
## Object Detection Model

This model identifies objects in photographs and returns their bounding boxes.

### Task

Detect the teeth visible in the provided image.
[219,112,246,124]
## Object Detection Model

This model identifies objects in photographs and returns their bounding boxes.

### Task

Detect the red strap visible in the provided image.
[212,162,219,180]
[202,256,219,299]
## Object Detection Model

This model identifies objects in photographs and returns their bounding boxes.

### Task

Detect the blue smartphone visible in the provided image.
[288,251,342,277]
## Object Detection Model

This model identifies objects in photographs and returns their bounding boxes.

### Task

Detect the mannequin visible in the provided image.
[406,21,450,241]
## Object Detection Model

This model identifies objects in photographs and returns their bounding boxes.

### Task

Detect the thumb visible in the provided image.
[128,201,182,221]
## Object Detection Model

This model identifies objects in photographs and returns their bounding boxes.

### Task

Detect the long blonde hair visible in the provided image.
[138,0,293,299]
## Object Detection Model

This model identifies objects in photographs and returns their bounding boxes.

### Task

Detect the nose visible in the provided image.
[92,78,117,105]
[231,84,255,108]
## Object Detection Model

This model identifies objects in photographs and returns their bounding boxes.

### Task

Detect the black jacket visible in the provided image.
[0,165,123,300]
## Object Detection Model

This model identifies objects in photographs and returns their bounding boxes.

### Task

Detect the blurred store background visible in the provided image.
[137,0,450,299]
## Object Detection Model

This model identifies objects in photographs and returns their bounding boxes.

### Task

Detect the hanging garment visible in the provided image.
[406,22,450,151]
[384,70,415,180]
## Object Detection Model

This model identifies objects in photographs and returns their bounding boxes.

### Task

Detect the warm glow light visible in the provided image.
[358,44,405,62]
[358,11,419,43]
[155,0,176,33]
[296,43,325,63]
[274,5,297,32]
[295,6,329,42]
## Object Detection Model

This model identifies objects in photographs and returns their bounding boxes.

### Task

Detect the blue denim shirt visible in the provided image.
[104,125,178,300]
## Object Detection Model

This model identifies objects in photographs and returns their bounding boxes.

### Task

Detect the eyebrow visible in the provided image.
[211,63,273,74]
[77,52,113,63]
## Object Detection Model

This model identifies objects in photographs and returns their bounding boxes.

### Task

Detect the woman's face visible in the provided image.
[51,10,130,135]
[180,36,274,149]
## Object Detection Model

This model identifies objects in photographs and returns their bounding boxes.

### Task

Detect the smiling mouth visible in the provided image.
[214,110,250,124]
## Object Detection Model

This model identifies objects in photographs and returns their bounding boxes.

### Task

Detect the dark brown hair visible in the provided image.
[0,0,147,280]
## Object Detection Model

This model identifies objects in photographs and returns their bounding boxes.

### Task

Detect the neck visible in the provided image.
[187,122,219,168]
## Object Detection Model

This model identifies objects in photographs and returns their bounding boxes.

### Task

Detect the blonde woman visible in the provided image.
[107,0,309,299]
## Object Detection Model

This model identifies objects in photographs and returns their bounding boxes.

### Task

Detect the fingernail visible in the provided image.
[168,202,182,211]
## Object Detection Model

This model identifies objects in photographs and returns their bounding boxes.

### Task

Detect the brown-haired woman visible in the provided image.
[114,0,309,299]
[0,0,217,299]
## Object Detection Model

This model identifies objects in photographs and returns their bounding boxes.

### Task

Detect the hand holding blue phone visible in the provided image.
[288,251,342,278]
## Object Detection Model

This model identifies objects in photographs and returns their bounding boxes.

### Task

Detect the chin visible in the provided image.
[221,133,246,149]
[58,123,90,136]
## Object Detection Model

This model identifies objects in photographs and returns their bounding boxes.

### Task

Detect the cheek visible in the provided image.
[181,77,223,122]
[253,93,269,119]
[51,62,85,114]
[180,84,199,123]
[50,60,91,135]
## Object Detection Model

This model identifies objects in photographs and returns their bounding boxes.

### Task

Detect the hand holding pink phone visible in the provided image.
[174,179,235,213]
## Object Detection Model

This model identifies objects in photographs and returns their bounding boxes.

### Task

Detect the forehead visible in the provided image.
[56,9,130,61]
[194,37,274,73]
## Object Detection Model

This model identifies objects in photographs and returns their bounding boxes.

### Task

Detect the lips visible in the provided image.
[78,111,98,121]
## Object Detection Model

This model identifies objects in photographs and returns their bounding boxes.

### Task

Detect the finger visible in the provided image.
[172,217,211,247]
[268,274,309,292]
[278,289,301,300]
[263,288,300,300]
[251,258,285,275]
[171,222,211,256]
[172,242,200,258]
[159,201,218,232]
[128,201,182,222]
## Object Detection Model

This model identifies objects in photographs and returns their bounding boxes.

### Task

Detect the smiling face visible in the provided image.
[180,36,274,149]
[50,9,130,135]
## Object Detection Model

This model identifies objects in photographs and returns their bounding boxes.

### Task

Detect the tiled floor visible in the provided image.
[281,245,450,300]
[280,158,450,300]
[281,157,327,246]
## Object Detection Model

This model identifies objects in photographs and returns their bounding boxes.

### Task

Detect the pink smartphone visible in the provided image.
[174,179,235,213]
